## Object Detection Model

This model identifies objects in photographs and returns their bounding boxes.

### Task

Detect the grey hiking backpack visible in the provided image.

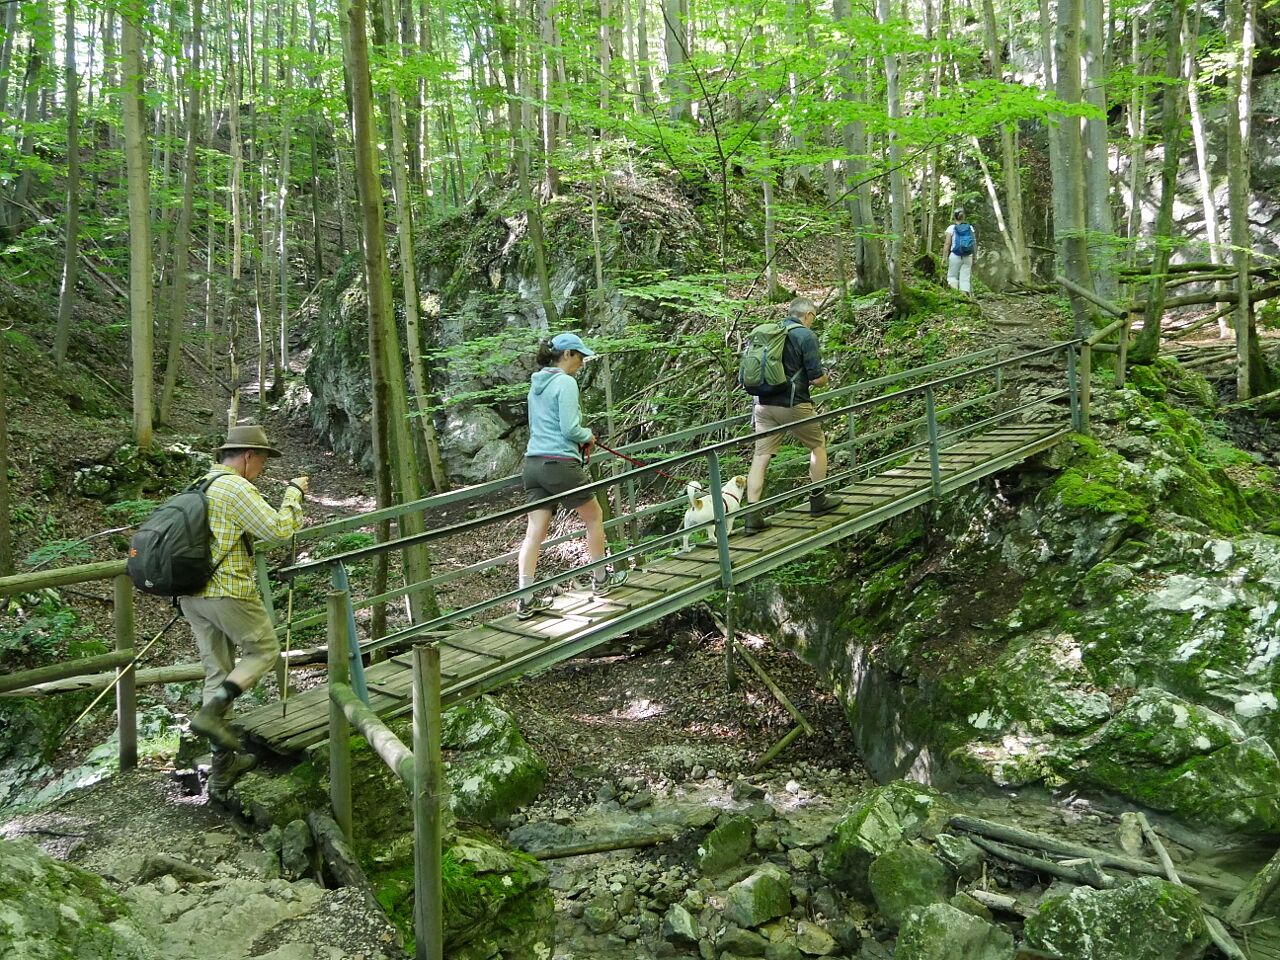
[127,475,236,597]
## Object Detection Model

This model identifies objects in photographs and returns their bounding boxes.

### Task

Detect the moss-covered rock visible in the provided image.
[697,814,755,875]
[820,782,952,896]
[440,696,547,827]
[0,838,155,960]
[895,902,1015,960]
[723,864,792,929]
[866,844,951,929]
[1023,876,1209,960]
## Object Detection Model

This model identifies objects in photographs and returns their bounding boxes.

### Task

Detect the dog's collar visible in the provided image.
[723,490,741,506]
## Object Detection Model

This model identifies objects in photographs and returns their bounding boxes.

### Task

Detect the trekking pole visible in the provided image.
[60,610,183,739]
[280,534,297,719]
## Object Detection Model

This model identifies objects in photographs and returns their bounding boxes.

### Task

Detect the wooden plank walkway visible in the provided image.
[236,423,1068,753]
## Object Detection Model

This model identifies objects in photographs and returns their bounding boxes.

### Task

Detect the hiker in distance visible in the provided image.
[185,424,309,799]
[516,333,627,620]
[943,208,977,294]
[742,297,843,534]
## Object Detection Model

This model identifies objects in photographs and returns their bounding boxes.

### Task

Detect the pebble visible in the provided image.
[690,765,706,780]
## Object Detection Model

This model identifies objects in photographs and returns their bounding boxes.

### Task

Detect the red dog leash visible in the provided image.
[585,438,688,484]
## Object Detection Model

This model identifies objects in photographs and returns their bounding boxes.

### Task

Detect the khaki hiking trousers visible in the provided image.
[180,596,280,706]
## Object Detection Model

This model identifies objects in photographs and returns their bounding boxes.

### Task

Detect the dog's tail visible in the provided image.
[685,481,704,507]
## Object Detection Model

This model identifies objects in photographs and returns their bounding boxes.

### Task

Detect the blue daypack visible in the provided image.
[952,222,975,257]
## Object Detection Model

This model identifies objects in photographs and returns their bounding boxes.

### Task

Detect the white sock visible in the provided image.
[518,575,534,592]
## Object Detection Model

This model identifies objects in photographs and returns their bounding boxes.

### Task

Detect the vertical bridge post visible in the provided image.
[113,574,136,771]
[412,644,444,960]
[327,590,353,841]
[924,385,942,499]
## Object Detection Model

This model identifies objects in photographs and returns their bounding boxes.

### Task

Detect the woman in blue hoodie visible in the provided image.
[516,332,628,619]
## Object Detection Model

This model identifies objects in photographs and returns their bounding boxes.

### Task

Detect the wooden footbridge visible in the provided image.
[229,339,1093,754]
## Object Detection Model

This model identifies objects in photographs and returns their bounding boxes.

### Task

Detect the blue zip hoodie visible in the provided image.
[525,368,593,461]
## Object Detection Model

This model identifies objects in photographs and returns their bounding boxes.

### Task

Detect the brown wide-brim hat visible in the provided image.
[218,424,283,458]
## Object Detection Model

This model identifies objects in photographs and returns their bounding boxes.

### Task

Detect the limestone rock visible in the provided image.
[794,919,836,956]
[820,782,951,896]
[443,407,506,457]
[0,838,156,960]
[280,820,313,882]
[933,833,983,879]
[1023,876,1209,960]
[699,815,755,875]
[894,903,1015,960]
[433,837,554,960]
[718,926,769,956]
[662,903,700,945]
[724,865,792,929]
[866,844,950,929]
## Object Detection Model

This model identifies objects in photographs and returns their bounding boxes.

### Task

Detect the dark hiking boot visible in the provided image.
[191,703,242,752]
[810,491,843,516]
[743,511,769,535]
[208,750,258,802]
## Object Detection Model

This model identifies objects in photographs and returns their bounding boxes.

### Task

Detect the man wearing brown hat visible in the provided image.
[183,424,309,799]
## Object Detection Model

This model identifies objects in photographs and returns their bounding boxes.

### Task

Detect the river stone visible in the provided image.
[280,820,313,881]
[724,865,792,929]
[1063,689,1280,832]
[440,696,547,826]
[820,782,951,896]
[700,815,756,875]
[663,903,700,945]
[443,407,506,456]
[894,903,1015,960]
[583,894,617,934]
[794,919,836,955]
[866,844,951,929]
[718,926,769,956]
[0,838,156,960]
[765,943,803,960]
[933,833,982,879]
[1022,876,1210,960]
[436,837,554,960]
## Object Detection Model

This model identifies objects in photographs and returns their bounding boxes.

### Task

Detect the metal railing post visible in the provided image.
[1067,345,1083,432]
[331,562,369,704]
[255,552,286,693]
[113,574,136,771]
[706,452,735,591]
[327,591,353,841]
[1079,341,1093,435]
[412,645,445,960]
[924,386,942,499]
[1116,314,1131,388]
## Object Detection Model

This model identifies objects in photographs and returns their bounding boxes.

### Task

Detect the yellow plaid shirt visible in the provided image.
[195,465,306,600]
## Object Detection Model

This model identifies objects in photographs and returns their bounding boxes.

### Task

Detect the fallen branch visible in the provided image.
[306,810,382,913]
[1164,302,1236,342]
[528,831,678,860]
[963,887,1035,918]
[969,835,1114,889]
[1137,813,1247,960]
[1225,842,1280,928]
[949,815,1240,894]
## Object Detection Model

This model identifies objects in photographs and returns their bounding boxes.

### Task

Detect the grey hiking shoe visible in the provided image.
[191,703,242,752]
[810,491,843,516]
[208,750,258,802]
[515,594,554,620]
[592,569,628,596]
[743,511,769,534]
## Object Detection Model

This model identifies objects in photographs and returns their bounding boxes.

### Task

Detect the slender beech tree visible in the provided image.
[980,0,1029,283]
[664,0,690,121]
[878,0,906,308]
[120,0,153,450]
[1124,15,1148,267]
[1082,0,1115,297]
[53,0,81,367]
[1227,0,1263,398]
[1182,5,1225,335]
[340,0,436,621]
[159,0,204,425]
[0,339,10,576]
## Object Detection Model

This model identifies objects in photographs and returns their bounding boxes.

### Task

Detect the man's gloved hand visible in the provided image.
[289,476,310,496]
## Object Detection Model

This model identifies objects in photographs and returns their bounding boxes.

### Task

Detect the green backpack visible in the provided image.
[739,321,797,395]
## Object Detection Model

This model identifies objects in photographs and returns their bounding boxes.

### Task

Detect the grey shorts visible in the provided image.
[523,456,593,510]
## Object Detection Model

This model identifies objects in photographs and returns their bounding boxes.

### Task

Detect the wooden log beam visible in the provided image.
[1225,843,1280,928]
[1137,813,1248,960]
[0,559,128,597]
[0,649,135,695]
[949,815,1241,893]
[330,681,415,787]
[969,835,1115,889]
[528,831,680,860]
[0,658,324,697]
[963,888,1035,918]
[1056,275,1126,318]
[306,810,383,913]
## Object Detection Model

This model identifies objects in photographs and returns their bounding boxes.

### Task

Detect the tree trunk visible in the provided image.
[1227,0,1263,398]
[878,0,905,309]
[664,0,689,122]
[1124,16,1148,266]
[0,338,11,576]
[1082,0,1116,298]
[980,0,1029,282]
[54,0,81,367]
[0,1,17,119]
[1183,5,1225,336]
[158,0,204,426]
[540,0,560,194]
[120,0,153,451]
[1129,0,1188,363]
[340,0,437,623]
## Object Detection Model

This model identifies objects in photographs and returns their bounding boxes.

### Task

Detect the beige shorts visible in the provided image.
[753,402,826,458]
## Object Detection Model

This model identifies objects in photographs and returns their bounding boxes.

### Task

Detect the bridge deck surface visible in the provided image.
[236,423,1067,753]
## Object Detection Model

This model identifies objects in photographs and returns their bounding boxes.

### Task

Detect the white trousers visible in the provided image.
[947,253,973,293]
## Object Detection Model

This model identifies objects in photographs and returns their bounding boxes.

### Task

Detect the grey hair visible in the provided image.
[788,297,816,320]
[953,208,965,220]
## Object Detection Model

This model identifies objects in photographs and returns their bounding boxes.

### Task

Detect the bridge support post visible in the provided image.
[1079,343,1093,434]
[113,574,136,771]
[327,591,354,842]
[925,386,942,499]
[331,562,369,704]
[1067,346,1083,433]
[412,644,444,960]
[724,591,738,692]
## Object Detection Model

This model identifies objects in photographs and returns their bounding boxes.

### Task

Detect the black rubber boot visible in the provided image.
[743,510,769,534]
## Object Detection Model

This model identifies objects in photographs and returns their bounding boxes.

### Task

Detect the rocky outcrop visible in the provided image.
[740,358,1280,834]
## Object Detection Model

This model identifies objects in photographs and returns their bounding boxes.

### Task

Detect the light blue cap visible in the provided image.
[551,332,595,357]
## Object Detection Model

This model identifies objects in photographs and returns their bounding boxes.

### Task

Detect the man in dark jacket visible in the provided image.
[744,298,843,533]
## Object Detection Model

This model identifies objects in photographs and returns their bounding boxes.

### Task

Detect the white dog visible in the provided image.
[679,475,748,552]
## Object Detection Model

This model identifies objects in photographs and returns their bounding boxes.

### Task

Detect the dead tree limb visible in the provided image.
[1225,843,1280,928]
[969,835,1115,889]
